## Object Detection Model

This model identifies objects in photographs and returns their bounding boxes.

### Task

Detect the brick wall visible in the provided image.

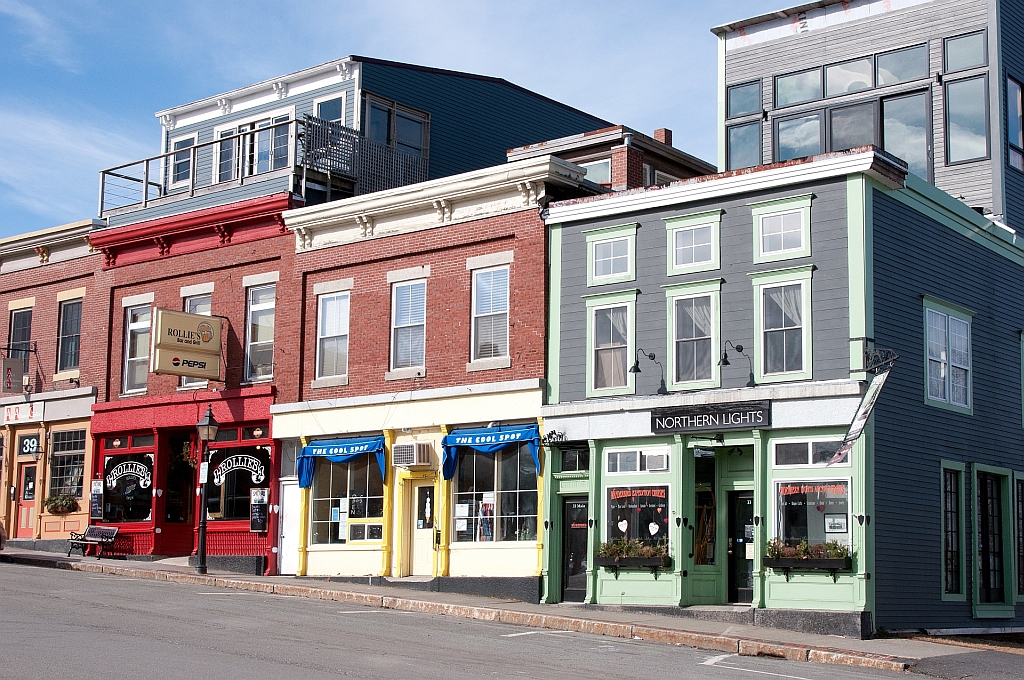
[291,208,547,403]
[611,144,645,190]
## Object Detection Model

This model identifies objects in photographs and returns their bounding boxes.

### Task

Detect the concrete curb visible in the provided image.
[1,553,910,671]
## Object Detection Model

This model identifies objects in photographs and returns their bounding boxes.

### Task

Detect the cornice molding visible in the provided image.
[0,219,101,259]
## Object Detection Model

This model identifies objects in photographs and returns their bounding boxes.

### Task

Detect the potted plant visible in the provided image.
[594,538,672,569]
[44,493,80,515]
[762,538,853,572]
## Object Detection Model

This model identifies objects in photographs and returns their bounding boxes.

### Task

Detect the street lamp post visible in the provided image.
[195,404,219,575]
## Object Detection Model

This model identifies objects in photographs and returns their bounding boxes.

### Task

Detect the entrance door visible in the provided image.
[410,483,435,576]
[278,480,300,575]
[562,497,589,602]
[727,491,754,604]
[16,464,37,539]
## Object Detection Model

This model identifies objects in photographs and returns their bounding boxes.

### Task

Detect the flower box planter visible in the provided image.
[594,555,672,577]
[763,557,852,582]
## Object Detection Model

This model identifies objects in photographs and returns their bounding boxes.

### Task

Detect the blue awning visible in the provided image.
[297,435,385,488]
[441,424,540,480]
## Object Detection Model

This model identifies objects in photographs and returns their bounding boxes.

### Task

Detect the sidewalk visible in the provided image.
[1,549,970,673]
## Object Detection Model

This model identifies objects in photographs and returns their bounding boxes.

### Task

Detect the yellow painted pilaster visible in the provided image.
[437,424,451,577]
[297,436,310,577]
[381,429,395,576]
[35,422,49,539]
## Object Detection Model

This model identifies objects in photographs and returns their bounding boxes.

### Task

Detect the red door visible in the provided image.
[16,464,37,539]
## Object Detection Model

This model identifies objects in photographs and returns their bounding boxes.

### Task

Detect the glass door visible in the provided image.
[728,491,754,603]
[562,496,589,602]
[16,464,36,538]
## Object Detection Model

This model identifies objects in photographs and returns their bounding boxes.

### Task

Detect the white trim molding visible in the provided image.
[121,292,154,308]
[180,282,214,298]
[313,278,354,295]
[242,271,280,288]
[387,266,430,284]
[466,251,514,270]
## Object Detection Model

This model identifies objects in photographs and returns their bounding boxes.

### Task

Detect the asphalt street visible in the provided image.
[0,562,939,679]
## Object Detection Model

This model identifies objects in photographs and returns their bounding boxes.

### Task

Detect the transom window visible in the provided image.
[593,238,629,278]
[876,44,929,86]
[607,448,669,473]
[454,444,537,543]
[944,31,986,73]
[123,305,150,393]
[246,285,276,380]
[926,306,971,409]
[773,440,845,467]
[471,267,509,361]
[311,456,384,545]
[391,280,426,370]
[825,57,873,97]
[317,292,350,379]
[775,68,822,108]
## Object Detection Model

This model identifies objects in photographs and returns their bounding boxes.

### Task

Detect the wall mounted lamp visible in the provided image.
[719,340,756,388]
[629,348,668,395]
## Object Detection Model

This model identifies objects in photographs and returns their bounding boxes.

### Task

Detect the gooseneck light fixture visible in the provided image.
[195,404,220,575]
[629,348,669,395]
[719,340,756,388]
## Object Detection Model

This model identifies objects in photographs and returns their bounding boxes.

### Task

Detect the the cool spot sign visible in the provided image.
[150,308,222,380]
[651,400,771,434]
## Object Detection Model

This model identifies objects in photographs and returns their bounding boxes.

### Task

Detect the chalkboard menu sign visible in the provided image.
[90,493,103,520]
[250,488,269,533]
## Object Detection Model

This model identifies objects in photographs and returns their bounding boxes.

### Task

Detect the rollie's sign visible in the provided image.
[651,400,771,434]
[150,308,223,380]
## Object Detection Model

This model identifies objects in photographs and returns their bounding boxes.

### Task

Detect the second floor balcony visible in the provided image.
[98,116,429,222]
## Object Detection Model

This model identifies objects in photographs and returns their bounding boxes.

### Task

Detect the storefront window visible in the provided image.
[49,429,86,498]
[103,453,154,522]
[206,445,271,521]
[454,443,537,543]
[776,480,850,547]
[606,485,669,544]
[310,455,384,544]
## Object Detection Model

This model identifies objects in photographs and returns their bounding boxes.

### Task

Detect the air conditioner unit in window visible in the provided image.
[644,452,669,472]
[393,441,431,467]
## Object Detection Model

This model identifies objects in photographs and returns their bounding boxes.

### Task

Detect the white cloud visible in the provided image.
[0,105,151,229]
[0,0,77,70]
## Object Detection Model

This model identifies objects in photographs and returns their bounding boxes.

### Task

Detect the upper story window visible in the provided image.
[945,75,989,164]
[727,121,761,171]
[751,194,812,264]
[876,44,929,86]
[728,81,761,118]
[365,96,428,157]
[317,291,350,380]
[170,135,195,186]
[585,289,637,397]
[882,91,930,178]
[775,68,822,108]
[776,112,823,161]
[181,294,211,388]
[245,285,276,381]
[1007,77,1023,172]
[123,305,150,393]
[391,280,426,370]
[580,159,611,185]
[9,307,32,372]
[944,31,986,73]
[825,57,873,97]
[665,210,721,276]
[665,279,721,392]
[472,267,509,361]
[585,223,637,287]
[751,266,813,384]
[924,297,972,413]
[213,110,292,184]
[315,94,345,124]
[57,299,82,372]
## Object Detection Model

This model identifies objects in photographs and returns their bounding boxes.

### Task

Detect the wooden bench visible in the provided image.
[67,526,119,558]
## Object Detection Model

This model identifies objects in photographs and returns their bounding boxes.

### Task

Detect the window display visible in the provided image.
[103,453,154,522]
[776,480,850,547]
[206,445,271,521]
[454,443,537,543]
[605,485,670,544]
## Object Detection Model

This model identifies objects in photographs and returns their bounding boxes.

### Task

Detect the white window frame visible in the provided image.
[580,159,611,184]
[312,92,348,126]
[772,476,853,548]
[750,194,812,264]
[585,223,637,287]
[180,294,213,389]
[168,133,196,189]
[770,437,850,468]
[923,296,973,414]
[389,279,427,375]
[245,284,276,382]
[470,265,510,366]
[605,446,671,475]
[122,305,151,394]
[664,210,722,276]
[584,289,637,398]
[315,291,351,383]
[664,279,721,391]
[211,106,295,185]
[750,266,813,384]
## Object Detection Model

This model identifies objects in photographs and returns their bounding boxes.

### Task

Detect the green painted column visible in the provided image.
[585,439,600,603]
[752,429,767,608]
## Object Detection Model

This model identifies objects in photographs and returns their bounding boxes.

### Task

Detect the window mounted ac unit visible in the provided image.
[393,442,431,467]
[644,452,668,472]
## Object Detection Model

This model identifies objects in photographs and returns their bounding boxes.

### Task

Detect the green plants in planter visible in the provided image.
[44,493,80,515]
[598,538,668,558]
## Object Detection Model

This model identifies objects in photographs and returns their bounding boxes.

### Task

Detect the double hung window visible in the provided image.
[8,308,32,372]
[594,306,628,390]
[57,300,82,372]
[245,285,276,381]
[170,136,195,185]
[471,267,509,361]
[311,455,384,544]
[924,299,971,411]
[123,305,150,393]
[751,267,813,383]
[664,278,720,391]
[391,281,426,370]
[48,430,86,499]
[454,443,537,543]
[317,292,350,379]
[181,294,212,388]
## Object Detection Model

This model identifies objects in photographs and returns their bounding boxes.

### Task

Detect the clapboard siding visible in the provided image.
[1001,0,1024,229]
[725,0,995,213]
[359,62,609,181]
[556,178,849,403]
[872,188,1024,630]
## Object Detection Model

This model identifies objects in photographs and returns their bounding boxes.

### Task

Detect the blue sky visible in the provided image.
[0,0,780,239]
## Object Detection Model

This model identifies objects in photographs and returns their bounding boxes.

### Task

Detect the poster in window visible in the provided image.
[250,488,269,532]
[824,513,848,533]
[777,480,850,545]
[605,485,670,543]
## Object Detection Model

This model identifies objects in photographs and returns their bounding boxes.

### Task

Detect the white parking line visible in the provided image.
[702,654,815,680]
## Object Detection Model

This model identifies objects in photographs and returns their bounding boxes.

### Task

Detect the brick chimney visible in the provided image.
[654,128,673,147]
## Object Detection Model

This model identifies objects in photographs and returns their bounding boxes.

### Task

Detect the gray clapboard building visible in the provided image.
[713,0,1024,232]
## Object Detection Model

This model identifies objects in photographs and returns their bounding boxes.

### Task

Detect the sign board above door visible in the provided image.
[651,400,770,434]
